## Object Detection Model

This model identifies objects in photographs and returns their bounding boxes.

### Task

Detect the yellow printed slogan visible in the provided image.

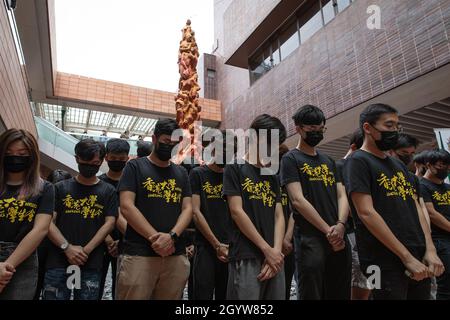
[242,178,276,207]
[0,198,37,223]
[300,163,335,187]
[377,172,416,201]
[202,182,223,199]
[142,178,182,203]
[281,191,289,207]
[432,191,450,206]
[62,195,104,219]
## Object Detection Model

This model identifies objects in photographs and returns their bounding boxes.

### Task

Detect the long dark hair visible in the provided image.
[0,129,42,199]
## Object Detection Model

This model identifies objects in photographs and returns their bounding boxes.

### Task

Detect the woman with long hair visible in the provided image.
[0,129,55,299]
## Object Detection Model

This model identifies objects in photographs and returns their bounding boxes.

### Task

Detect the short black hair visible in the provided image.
[426,149,450,166]
[292,105,326,126]
[137,141,153,158]
[250,114,287,145]
[359,103,398,133]
[74,139,106,161]
[393,133,419,150]
[349,129,364,149]
[106,138,130,155]
[154,118,179,138]
[47,169,72,184]
[413,150,429,165]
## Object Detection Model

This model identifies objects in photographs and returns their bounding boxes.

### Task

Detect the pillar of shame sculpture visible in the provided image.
[175,19,203,165]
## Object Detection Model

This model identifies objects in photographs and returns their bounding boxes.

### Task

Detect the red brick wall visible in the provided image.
[216,0,450,135]
[0,3,36,135]
[55,72,222,123]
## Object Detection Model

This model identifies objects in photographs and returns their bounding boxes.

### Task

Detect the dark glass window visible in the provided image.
[248,0,354,85]
[207,69,216,78]
[272,40,281,66]
[279,22,300,60]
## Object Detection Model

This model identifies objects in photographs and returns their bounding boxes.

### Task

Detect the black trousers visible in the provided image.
[298,234,351,300]
[98,253,117,300]
[284,251,295,300]
[361,264,431,300]
[34,239,50,300]
[192,245,228,300]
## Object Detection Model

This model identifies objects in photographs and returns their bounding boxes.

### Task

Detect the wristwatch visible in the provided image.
[169,231,179,243]
[60,241,69,251]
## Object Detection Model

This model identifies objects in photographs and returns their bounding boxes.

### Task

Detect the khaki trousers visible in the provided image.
[116,254,190,300]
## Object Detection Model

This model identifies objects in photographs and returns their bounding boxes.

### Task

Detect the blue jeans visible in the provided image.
[434,238,450,300]
[43,268,101,300]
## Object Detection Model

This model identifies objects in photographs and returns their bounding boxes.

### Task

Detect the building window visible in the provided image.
[249,45,273,83]
[272,40,281,66]
[299,1,323,43]
[337,0,351,12]
[279,22,300,60]
[321,0,336,25]
[207,69,216,78]
[248,0,354,85]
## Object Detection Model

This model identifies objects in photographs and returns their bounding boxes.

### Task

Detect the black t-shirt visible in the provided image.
[280,149,340,237]
[391,158,422,200]
[189,165,231,246]
[46,178,118,270]
[0,181,54,243]
[344,150,426,269]
[222,162,281,261]
[277,175,291,233]
[420,178,450,240]
[117,157,192,256]
[98,173,119,189]
[98,173,121,241]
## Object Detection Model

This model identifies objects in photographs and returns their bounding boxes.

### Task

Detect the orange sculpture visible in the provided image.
[175,20,202,163]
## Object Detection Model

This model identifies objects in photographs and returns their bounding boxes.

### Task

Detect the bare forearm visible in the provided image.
[274,205,285,251]
[414,199,435,252]
[292,199,330,234]
[231,208,270,251]
[6,228,47,268]
[337,190,350,223]
[121,204,157,239]
[48,221,67,247]
[426,204,450,233]
[359,209,411,261]
[285,214,295,240]
[172,206,193,236]
[193,210,220,248]
[116,210,127,235]
[420,198,431,229]
[84,219,115,254]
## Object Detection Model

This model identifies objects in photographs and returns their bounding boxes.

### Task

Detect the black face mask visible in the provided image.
[434,167,449,180]
[155,142,174,161]
[303,131,324,147]
[107,160,127,172]
[373,128,399,151]
[4,155,32,173]
[397,153,413,166]
[78,163,100,178]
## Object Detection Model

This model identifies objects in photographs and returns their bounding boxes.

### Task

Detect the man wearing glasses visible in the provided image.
[280,105,351,300]
[343,103,443,300]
